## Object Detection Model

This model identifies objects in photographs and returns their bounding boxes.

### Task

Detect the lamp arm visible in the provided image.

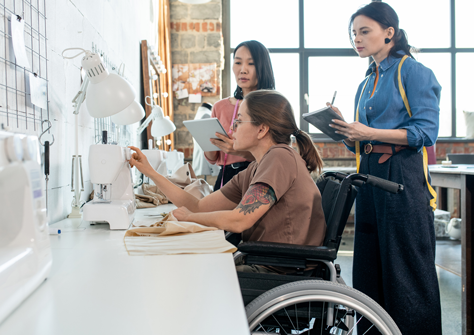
[136,109,157,135]
[72,76,90,115]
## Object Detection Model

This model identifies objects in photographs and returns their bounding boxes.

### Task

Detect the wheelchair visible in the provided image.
[227,172,404,335]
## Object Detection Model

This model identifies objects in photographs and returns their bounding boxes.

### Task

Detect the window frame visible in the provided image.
[223,0,474,140]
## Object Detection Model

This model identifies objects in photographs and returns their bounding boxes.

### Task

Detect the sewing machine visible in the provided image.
[0,131,52,324]
[82,144,136,229]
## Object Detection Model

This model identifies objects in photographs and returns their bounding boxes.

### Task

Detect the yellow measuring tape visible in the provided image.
[355,55,437,211]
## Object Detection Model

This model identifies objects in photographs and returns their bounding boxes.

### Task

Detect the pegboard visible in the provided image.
[0,0,48,130]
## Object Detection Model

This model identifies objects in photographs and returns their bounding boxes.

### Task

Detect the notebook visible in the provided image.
[303,106,348,141]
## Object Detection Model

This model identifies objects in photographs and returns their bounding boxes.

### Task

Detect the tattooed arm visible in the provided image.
[173,183,276,233]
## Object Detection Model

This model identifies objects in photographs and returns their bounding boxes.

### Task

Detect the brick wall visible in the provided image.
[169,0,223,159]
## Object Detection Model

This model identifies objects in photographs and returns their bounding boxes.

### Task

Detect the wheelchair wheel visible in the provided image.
[246,280,401,335]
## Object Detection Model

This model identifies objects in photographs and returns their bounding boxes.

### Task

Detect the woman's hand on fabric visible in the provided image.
[173,206,193,221]
[128,146,156,177]
[329,120,374,142]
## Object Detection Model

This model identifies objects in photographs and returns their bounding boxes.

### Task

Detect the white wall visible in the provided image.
[0,0,159,223]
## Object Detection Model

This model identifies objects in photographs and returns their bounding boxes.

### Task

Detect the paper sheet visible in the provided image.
[188,93,202,103]
[176,89,189,99]
[10,15,30,69]
[28,73,48,109]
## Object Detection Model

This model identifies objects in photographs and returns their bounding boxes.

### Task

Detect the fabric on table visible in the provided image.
[135,163,212,208]
[124,212,237,255]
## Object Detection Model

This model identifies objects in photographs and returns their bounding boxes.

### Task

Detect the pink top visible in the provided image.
[205,97,249,166]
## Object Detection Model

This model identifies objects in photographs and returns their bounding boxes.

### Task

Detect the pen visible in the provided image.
[331,91,337,105]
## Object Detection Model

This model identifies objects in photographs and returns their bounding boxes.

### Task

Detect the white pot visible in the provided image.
[446,218,462,240]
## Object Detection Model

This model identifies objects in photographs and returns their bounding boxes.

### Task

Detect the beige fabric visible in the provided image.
[124,212,237,255]
[135,163,212,208]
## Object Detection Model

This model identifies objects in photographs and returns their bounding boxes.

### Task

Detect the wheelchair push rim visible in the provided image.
[246,280,401,335]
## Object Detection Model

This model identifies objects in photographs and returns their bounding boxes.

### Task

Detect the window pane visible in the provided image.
[304,0,366,48]
[230,0,299,48]
[415,53,451,137]
[456,0,474,48]
[270,54,300,128]
[308,57,368,134]
[387,1,450,48]
[456,53,474,138]
[229,53,300,128]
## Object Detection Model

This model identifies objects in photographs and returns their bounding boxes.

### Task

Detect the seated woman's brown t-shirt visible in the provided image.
[220,144,326,246]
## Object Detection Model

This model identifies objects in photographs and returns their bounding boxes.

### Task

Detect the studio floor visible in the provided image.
[338,225,462,334]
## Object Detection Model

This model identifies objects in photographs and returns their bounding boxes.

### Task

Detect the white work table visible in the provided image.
[0,205,249,335]
[429,164,474,335]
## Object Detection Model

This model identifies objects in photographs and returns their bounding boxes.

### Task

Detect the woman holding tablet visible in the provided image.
[328,2,441,334]
[204,40,275,191]
[130,91,325,272]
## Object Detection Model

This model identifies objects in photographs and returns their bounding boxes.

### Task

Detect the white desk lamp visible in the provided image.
[62,48,140,218]
[136,97,176,147]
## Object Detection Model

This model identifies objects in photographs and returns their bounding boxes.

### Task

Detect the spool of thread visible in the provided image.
[49,227,61,235]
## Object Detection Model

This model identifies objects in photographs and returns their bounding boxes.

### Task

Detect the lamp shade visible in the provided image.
[86,73,136,118]
[81,52,136,118]
[150,106,176,137]
[111,100,146,125]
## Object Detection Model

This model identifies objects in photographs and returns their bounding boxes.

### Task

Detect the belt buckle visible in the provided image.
[364,143,373,154]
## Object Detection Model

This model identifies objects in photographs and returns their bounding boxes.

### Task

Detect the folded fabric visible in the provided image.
[124,212,237,255]
[135,193,166,209]
[135,163,212,208]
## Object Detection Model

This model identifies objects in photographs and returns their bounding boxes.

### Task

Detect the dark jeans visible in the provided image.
[213,161,251,191]
[353,148,442,335]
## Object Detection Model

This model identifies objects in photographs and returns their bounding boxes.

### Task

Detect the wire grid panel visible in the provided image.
[0,0,48,130]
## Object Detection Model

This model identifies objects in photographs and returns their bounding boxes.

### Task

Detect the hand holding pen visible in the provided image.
[326,91,344,120]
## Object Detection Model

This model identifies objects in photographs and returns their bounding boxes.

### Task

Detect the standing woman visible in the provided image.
[205,40,275,191]
[329,3,442,334]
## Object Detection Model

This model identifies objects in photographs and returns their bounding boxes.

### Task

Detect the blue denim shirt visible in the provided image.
[345,52,441,153]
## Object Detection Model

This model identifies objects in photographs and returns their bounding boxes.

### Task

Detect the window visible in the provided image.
[226,0,474,139]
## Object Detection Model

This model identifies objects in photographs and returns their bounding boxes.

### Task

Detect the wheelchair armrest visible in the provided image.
[237,241,337,262]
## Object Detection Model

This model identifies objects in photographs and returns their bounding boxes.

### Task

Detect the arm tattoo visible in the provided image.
[236,183,276,215]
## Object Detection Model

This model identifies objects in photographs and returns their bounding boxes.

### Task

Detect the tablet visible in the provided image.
[183,118,230,152]
[303,106,348,141]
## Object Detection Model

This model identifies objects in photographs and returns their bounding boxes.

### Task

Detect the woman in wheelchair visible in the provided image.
[129,90,326,268]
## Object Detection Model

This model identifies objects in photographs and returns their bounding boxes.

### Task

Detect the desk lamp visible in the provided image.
[62,48,140,218]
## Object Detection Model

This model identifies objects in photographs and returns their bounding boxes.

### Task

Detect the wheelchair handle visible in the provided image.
[365,175,404,194]
[322,171,404,194]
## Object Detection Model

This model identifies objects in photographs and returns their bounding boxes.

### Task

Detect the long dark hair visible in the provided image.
[233,40,275,99]
[244,90,323,174]
[349,2,414,59]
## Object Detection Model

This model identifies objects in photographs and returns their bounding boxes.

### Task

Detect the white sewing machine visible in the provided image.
[83,144,136,229]
[0,131,52,324]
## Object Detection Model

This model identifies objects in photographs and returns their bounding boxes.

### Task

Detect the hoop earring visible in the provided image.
[385,38,391,44]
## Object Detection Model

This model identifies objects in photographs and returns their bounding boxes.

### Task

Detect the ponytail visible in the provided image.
[390,28,414,59]
[294,130,323,174]
[245,90,323,174]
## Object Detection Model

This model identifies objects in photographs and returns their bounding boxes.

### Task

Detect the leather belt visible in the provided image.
[363,144,409,164]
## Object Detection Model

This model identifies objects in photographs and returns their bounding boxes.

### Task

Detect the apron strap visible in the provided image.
[221,99,240,189]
